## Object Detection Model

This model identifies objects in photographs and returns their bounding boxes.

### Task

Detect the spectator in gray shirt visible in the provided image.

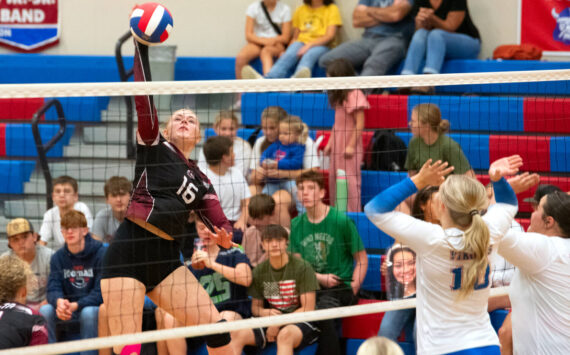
[92,176,132,243]
[2,218,54,312]
[319,0,414,76]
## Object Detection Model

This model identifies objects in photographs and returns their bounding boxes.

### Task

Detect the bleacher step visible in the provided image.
[64,141,127,159]
[29,160,135,182]
[4,198,107,220]
[24,179,107,197]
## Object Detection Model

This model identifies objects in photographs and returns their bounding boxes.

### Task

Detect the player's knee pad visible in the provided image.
[205,319,231,348]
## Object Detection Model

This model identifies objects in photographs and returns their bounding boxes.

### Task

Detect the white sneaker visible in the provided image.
[241,65,263,80]
[292,67,311,79]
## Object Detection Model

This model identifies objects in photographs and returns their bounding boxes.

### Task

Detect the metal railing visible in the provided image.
[32,100,67,209]
[115,30,136,159]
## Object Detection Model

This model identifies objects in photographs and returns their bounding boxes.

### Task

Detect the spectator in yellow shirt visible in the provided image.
[242,0,342,79]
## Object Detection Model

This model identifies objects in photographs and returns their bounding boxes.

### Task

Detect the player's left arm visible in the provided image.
[133,41,160,145]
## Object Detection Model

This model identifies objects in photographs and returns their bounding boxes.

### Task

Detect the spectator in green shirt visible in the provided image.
[400,103,474,213]
[290,170,368,355]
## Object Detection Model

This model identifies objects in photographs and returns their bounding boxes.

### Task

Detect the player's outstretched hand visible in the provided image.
[507,172,540,194]
[412,159,454,190]
[208,226,237,249]
[489,155,523,182]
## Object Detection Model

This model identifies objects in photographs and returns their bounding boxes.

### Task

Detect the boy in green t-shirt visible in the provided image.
[290,170,368,303]
[290,170,368,355]
[231,224,320,354]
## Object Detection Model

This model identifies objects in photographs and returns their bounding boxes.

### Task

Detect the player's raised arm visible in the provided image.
[133,41,159,145]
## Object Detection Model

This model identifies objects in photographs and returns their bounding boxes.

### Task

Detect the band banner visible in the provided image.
[0,0,59,51]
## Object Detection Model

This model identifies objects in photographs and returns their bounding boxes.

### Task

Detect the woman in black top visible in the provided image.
[100,40,235,355]
[401,0,480,83]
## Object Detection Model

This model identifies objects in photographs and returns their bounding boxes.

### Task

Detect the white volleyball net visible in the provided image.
[0,70,568,354]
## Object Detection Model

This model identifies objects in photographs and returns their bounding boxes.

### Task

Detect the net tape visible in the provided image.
[0,70,569,98]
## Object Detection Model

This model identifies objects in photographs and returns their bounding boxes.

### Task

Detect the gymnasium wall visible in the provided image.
[0,0,523,60]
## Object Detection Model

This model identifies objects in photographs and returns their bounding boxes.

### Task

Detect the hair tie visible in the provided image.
[469,209,479,217]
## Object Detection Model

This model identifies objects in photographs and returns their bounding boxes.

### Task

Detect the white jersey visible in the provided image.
[367,202,517,354]
[199,137,252,178]
[39,202,93,250]
[498,232,570,355]
[204,166,252,221]
[489,220,522,287]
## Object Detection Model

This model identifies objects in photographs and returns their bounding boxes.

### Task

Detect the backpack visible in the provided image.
[364,130,407,171]
[492,44,542,60]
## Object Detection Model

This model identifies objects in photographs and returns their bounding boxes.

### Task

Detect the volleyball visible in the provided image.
[130,2,173,46]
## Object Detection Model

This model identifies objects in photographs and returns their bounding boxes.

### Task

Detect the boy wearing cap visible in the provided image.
[39,210,105,351]
[2,218,54,312]
[39,176,93,250]
[0,254,48,349]
[231,224,320,354]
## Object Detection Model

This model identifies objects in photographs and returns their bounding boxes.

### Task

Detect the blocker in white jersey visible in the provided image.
[365,157,521,355]
[497,191,570,355]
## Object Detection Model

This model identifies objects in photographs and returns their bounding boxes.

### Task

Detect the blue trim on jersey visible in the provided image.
[445,345,500,355]
[492,177,517,206]
[364,177,418,214]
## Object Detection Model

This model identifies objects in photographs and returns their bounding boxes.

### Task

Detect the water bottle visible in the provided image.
[336,169,348,212]
[192,238,206,270]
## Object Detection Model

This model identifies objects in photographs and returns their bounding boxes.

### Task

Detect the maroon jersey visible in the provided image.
[125,41,231,238]
[0,302,48,349]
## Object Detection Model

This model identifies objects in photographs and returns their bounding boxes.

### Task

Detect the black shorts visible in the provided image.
[253,322,320,351]
[101,219,183,293]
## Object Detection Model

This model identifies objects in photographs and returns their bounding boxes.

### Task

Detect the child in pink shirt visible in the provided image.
[324,59,370,212]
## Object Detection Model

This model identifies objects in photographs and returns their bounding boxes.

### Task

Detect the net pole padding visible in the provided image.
[0,70,569,99]
[0,287,509,355]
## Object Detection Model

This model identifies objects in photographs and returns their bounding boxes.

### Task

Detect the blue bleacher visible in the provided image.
[44,97,110,122]
[241,92,334,128]
[361,254,382,292]
[407,96,524,132]
[361,171,408,206]
[5,124,75,158]
[550,137,570,173]
[347,212,394,251]
[0,160,35,194]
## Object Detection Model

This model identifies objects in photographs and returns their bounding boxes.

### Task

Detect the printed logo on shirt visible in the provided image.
[275,150,287,162]
[300,233,334,272]
[63,266,93,289]
[263,280,299,310]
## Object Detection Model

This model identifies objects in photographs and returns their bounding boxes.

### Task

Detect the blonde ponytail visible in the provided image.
[439,175,490,299]
[459,213,490,299]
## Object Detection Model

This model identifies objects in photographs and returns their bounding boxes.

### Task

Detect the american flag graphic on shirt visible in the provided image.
[263,279,299,311]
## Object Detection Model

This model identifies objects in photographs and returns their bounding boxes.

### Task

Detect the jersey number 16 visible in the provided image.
[176,176,198,204]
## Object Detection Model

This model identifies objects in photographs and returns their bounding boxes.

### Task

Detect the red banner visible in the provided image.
[520,0,570,52]
[0,0,59,51]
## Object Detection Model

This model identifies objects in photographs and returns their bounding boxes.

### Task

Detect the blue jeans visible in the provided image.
[401,29,480,75]
[262,179,304,213]
[319,34,408,76]
[40,304,99,355]
[266,41,329,78]
[378,308,416,345]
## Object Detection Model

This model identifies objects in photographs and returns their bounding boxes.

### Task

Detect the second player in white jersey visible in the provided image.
[498,191,570,355]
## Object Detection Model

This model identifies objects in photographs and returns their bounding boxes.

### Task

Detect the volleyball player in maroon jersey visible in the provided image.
[100,41,235,355]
